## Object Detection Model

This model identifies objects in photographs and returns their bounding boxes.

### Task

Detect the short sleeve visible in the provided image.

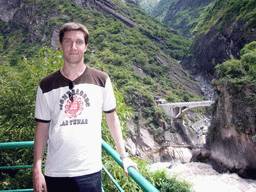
[102,77,116,113]
[35,85,51,122]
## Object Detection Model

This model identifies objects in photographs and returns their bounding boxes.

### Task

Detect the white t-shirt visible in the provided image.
[35,66,116,177]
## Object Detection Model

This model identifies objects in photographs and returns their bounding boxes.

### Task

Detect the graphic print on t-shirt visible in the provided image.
[65,95,84,118]
[60,88,91,119]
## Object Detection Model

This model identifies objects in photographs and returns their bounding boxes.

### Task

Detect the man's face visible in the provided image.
[59,30,88,65]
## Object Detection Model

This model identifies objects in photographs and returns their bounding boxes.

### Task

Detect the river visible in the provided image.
[150,162,256,192]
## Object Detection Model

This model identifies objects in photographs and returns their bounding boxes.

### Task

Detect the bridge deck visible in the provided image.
[158,100,214,119]
[158,100,214,107]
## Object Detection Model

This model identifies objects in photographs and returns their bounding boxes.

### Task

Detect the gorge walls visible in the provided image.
[204,83,256,179]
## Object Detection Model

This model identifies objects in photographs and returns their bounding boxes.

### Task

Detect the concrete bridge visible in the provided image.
[158,100,214,119]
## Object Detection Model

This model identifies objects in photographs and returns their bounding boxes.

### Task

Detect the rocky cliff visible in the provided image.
[178,1,256,99]
[75,0,139,28]
[181,1,256,82]
[125,110,210,165]
[183,19,256,76]
[199,83,256,179]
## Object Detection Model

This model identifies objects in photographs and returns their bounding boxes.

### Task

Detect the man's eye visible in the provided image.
[77,41,83,44]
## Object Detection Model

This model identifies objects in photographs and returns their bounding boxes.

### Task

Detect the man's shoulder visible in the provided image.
[86,66,108,79]
[84,66,109,87]
[39,70,64,93]
[40,70,61,82]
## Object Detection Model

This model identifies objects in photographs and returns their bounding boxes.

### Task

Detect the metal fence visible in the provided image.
[0,140,159,192]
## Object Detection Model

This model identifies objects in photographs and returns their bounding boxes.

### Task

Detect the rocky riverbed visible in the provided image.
[150,162,256,192]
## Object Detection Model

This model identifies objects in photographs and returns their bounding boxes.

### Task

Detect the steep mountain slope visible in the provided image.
[162,0,215,37]
[148,0,256,78]
[181,0,256,81]
[0,0,191,61]
[149,0,214,37]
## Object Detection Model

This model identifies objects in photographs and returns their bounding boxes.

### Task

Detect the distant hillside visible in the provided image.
[150,0,214,37]
[151,0,177,21]
[137,0,160,14]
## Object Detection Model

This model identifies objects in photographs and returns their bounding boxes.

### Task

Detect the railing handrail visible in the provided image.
[0,140,159,192]
[102,140,159,192]
[0,141,34,149]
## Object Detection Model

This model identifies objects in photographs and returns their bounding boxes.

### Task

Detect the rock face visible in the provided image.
[76,0,139,28]
[125,111,209,166]
[0,0,21,22]
[179,4,256,99]
[190,19,255,73]
[203,83,256,179]
[182,19,256,82]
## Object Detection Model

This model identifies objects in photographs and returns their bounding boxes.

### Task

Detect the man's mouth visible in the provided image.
[69,52,78,55]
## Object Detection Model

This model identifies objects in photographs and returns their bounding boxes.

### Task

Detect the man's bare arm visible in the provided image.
[33,122,49,192]
[105,111,138,176]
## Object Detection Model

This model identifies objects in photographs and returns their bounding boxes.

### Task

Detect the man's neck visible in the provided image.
[61,63,86,81]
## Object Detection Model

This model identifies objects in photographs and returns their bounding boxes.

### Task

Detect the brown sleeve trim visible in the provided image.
[104,108,116,114]
[35,118,51,123]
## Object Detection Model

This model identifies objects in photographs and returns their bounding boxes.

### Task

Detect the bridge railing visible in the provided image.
[0,140,159,192]
[158,100,214,107]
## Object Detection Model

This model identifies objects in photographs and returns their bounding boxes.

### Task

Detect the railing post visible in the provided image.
[102,165,124,192]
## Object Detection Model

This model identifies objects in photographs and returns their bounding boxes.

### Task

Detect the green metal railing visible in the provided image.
[0,140,159,192]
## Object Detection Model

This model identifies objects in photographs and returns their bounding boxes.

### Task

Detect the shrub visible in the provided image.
[102,158,193,192]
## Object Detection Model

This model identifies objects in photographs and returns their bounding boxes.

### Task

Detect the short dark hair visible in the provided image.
[59,22,89,45]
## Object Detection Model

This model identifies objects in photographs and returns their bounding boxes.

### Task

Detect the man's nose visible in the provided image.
[71,42,77,49]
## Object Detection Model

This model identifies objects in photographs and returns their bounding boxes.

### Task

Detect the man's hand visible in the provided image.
[122,157,138,177]
[33,169,47,192]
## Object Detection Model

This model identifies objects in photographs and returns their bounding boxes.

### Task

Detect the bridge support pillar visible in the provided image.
[176,118,184,125]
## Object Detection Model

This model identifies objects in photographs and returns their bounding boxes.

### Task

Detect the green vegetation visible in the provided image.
[195,0,256,34]
[0,1,198,190]
[136,0,159,14]
[214,41,256,86]
[103,158,192,192]
[163,0,215,37]
[213,41,256,98]
[0,48,62,190]
[148,0,215,38]
[150,0,256,38]
[0,0,190,64]
[0,0,198,108]
[150,0,177,21]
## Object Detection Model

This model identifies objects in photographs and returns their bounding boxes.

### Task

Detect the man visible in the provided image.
[33,22,138,192]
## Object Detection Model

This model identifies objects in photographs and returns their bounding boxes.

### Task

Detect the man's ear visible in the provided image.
[59,42,63,50]
[84,44,88,52]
